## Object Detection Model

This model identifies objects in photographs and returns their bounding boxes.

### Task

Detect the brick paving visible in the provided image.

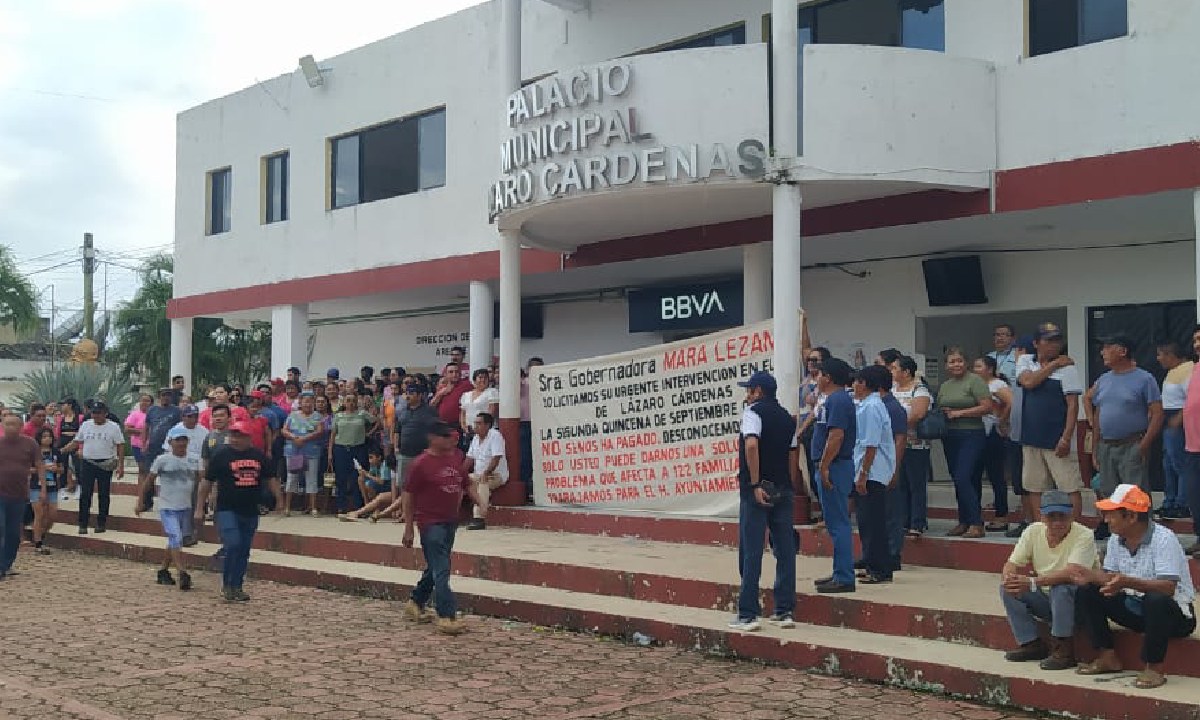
[0,551,1042,720]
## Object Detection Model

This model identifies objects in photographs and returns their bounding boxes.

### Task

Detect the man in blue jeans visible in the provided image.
[813,359,858,593]
[402,421,484,635]
[728,371,799,632]
[195,420,280,602]
[0,414,40,581]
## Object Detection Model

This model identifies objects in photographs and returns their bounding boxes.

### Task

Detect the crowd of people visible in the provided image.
[0,349,545,632]
[735,321,1197,689]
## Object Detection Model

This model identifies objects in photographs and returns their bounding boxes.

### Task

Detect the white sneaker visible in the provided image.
[767,613,796,629]
[727,617,761,632]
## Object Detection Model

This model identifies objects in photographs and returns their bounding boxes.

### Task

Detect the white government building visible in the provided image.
[170,0,1200,481]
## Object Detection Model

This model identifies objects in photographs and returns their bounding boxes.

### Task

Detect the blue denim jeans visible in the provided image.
[1162,425,1188,509]
[736,492,796,620]
[0,497,25,575]
[973,429,1009,518]
[818,458,855,586]
[887,447,930,565]
[332,444,367,512]
[943,428,986,527]
[215,511,259,589]
[1001,584,1077,643]
[412,522,458,619]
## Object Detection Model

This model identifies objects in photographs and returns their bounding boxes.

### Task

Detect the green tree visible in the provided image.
[108,254,271,388]
[0,244,42,335]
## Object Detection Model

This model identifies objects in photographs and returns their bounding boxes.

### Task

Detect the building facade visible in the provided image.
[170,0,1200,467]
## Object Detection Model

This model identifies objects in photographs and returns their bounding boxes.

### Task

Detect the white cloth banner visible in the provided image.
[530,320,776,517]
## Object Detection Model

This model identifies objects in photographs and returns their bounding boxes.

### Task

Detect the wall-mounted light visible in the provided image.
[299,55,328,88]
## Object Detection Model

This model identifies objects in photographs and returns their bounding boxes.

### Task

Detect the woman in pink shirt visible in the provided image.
[124,393,152,474]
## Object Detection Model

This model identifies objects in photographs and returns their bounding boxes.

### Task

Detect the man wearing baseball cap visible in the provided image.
[1071,484,1195,688]
[1015,322,1084,523]
[727,371,798,632]
[999,490,1098,671]
[196,420,281,603]
[1085,333,1163,541]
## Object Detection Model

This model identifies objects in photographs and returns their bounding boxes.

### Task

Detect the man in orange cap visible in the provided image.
[1070,484,1195,688]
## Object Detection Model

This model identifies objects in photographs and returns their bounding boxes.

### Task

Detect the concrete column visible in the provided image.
[270,304,309,379]
[771,0,803,415]
[742,243,773,323]
[1194,189,1200,317]
[495,0,526,507]
[468,281,495,374]
[169,317,193,394]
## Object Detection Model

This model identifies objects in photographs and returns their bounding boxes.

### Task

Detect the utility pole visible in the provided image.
[82,232,95,340]
[50,285,56,370]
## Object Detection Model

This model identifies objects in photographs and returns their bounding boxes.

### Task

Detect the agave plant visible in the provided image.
[13,364,135,419]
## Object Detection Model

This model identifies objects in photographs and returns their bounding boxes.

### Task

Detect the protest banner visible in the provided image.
[529,319,778,516]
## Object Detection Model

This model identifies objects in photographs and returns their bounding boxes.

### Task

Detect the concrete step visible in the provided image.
[41,524,1200,720]
[50,497,1200,681]
[488,505,1200,576]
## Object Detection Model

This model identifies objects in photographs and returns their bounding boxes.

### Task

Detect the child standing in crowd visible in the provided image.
[974,356,1013,533]
[136,426,199,591]
[30,428,61,555]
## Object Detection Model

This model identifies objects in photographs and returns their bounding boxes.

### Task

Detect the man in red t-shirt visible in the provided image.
[243,392,273,459]
[21,404,47,439]
[401,421,482,634]
[199,385,249,430]
[432,363,473,437]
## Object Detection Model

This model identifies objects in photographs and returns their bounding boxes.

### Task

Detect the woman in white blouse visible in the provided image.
[460,369,499,433]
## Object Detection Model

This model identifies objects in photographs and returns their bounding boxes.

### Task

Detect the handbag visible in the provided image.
[286,453,306,473]
[915,403,947,440]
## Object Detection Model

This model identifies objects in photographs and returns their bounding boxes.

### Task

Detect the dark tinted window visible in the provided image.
[1030,0,1127,57]
[208,168,231,235]
[265,153,288,223]
[658,24,745,52]
[331,108,445,209]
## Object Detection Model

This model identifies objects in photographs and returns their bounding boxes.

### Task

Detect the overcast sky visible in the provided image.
[0,0,484,317]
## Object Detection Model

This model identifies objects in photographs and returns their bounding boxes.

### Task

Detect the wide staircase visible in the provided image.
[44,474,1200,720]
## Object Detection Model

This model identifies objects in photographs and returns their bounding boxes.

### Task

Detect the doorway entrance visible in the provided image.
[917,308,1068,388]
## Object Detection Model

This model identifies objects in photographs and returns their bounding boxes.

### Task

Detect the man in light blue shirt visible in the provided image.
[988,324,1018,384]
[852,365,895,584]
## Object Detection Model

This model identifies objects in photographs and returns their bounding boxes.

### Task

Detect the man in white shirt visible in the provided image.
[61,401,125,534]
[1071,484,1196,689]
[464,412,507,530]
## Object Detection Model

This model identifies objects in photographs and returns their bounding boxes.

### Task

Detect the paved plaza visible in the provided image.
[0,551,1042,720]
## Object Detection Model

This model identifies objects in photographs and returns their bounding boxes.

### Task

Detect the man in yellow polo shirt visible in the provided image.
[999,490,1099,670]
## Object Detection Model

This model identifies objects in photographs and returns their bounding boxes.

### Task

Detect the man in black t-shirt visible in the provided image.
[196,420,280,603]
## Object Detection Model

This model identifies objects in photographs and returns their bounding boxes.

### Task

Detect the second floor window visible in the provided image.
[331,107,446,210]
[1029,0,1127,57]
[265,152,288,224]
[658,24,746,52]
[798,0,945,52]
[207,167,231,235]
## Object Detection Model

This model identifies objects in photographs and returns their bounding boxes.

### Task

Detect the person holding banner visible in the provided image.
[728,371,799,632]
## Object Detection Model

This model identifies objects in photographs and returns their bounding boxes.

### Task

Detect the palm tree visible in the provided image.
[108,254,272,388]
[0,245,41,335]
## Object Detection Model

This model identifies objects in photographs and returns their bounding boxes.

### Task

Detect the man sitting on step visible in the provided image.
[999,490,1098,670]
[1070,484,1196,689]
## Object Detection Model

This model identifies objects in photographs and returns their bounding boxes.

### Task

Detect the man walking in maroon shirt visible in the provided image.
[401,421,484,634]
[0,414,40,580]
